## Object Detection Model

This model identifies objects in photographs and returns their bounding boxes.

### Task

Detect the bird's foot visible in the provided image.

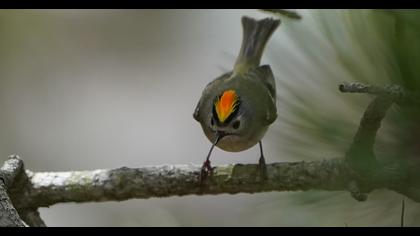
[257,156,268,182]
[199,159,215,186]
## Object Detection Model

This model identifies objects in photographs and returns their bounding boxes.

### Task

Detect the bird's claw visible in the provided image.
[199,159,215,185]
[257,156,268,181]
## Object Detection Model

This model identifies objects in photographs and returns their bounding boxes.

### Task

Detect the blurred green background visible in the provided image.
[0,9,419,226]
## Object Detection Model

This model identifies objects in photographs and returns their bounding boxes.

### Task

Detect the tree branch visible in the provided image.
[19,209,46,227]
[0,155,24,189]
[11,159,354,209]
[0,156,27,227]
[339,82,405,101]
[345,95,394,174]
[2,158,416,213]
[340,83,397,201]
[338,82,418,202]
[0,184,27,227]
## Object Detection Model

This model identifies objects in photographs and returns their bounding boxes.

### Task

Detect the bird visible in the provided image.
[193,16,280,183]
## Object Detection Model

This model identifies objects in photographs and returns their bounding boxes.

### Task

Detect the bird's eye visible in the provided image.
[232,120,240,129]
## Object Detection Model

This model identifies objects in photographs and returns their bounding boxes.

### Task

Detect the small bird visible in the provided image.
[193,16,280,182]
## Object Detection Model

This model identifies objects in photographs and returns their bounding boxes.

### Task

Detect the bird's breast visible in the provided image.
[214,127,268,152]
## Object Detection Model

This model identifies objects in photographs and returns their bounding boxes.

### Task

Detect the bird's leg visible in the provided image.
[199,136,220,185]
[257,141,268,181]
[200,154,215,185]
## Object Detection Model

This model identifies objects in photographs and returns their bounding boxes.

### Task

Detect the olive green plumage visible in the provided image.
[194,16,280,152]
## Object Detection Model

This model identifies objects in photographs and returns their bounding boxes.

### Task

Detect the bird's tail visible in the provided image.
[234,16,281,74]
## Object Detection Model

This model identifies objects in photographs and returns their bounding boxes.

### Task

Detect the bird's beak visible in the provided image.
[216,131,227,141]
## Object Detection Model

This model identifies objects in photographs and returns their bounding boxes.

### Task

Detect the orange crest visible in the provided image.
[214,90,239,123]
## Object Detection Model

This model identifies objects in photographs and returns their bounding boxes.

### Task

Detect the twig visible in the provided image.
[260,9,302,20]
[339,82,405,102]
